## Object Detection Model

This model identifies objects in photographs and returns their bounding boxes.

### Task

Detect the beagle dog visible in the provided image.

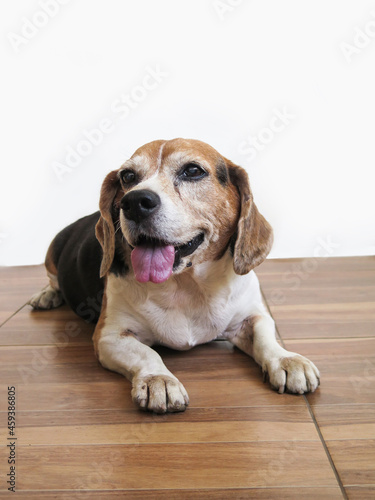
[30,138,320,413]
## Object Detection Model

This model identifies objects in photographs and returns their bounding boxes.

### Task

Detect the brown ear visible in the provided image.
[95,170,120,277]
[227,161,273,275]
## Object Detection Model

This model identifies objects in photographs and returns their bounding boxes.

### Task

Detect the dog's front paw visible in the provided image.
[264,354,320,394]
[29,285,64,310]
[132,375,189,414]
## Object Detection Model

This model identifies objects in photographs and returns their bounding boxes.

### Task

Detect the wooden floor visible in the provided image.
[0,256,374,499]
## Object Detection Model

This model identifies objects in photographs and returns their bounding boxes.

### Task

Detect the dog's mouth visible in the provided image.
[129,233,204,284]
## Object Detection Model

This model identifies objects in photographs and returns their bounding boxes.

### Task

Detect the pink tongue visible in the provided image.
[131,245,175,284]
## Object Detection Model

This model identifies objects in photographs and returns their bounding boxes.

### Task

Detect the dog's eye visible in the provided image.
[180,163,207,181]
[120,169,136,184]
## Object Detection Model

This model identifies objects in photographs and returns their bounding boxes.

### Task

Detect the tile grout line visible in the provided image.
[0,486,355,493]
[260,284,349,500]
[0,303,28,329]
[0,285,48,328]
[0,285,49,329]
[303,397,348,500]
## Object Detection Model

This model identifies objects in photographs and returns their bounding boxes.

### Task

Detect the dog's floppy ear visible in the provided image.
[95,170,121,278]
[227,160,273,275]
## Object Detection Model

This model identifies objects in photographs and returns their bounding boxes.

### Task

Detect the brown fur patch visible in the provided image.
[227,160,273,274]
[231,315,262,357]
[120,329,136,338]
[247,314,263,329]
[92,279,108,356]
[161,138,222,165]
[132,139,166,165]
[45,241,58,276]
[95,170,122,277]
[280,355,306,371]
[240,314,262,339]
[158,139,241,263]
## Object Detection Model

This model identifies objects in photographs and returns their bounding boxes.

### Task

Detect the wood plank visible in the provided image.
[0,264,47,325]
[0,406,318,446]
[7,419,318,447]
[10,442,337,490]
[4,405,315,426]
[271,321,375,340]
[0,487,345,499]
[0,379,307,413]
[346,486,375,499]
[0,305,93,346]
[0,342,266,385]
[0,339,308,411]
[269,302,375,321]
[262,283,375,306]
[313,404,375,440]
[257,256,375,274]
[258,255,375,340]
[0,264,46,290]
[327,439,375,485]
[0,340,278,385]
[259,266,375,286]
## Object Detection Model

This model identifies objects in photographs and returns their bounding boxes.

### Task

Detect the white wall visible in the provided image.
[1,0,374,266]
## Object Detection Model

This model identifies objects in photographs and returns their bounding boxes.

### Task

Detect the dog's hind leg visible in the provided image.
[29,242,64,310]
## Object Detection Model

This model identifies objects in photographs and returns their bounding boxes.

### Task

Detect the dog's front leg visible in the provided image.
[230,314,320,394]
[94,330,189,413]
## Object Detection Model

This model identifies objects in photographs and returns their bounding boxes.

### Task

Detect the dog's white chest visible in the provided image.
[106,260,258,350]
[136,286,233,349]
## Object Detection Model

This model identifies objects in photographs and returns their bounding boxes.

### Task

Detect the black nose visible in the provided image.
[121,189,161,223]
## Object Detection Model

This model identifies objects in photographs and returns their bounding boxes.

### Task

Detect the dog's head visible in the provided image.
[96,138,273,282]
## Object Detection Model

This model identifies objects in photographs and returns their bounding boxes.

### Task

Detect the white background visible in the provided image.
[0,0,374,266]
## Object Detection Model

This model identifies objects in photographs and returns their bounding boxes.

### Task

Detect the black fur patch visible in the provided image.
[229,231,237,256]
[51,212,105,323]
[216,159,229,186]
[109,240,129,277]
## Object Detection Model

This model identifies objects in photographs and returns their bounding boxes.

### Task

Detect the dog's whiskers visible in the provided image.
[115,222,122,235]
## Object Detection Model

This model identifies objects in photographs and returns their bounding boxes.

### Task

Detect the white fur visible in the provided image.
[156,142,166,169]
[29,285,63,310]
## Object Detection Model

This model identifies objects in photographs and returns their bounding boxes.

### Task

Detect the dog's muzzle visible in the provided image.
[120,189,204,285]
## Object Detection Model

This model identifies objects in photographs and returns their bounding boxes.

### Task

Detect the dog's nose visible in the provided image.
[121,189,161,223]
